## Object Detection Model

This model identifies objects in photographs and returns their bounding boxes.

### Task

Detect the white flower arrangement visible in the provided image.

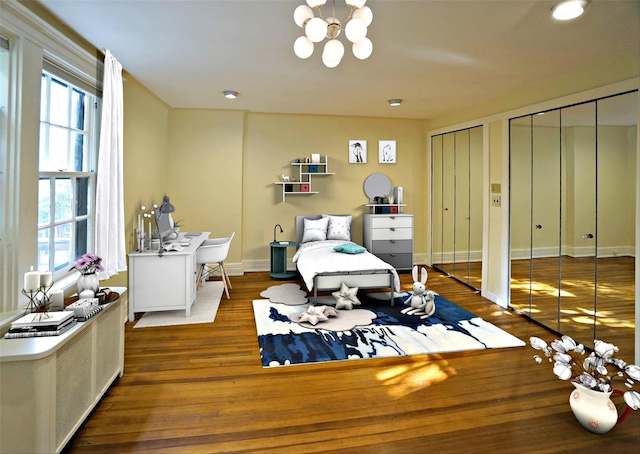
[530,335,640,411]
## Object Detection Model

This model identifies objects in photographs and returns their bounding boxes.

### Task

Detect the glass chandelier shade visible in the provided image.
[293,0,373,68]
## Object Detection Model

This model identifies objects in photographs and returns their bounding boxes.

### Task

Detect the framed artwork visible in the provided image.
[349,140,367,163]
[379,140,396,163]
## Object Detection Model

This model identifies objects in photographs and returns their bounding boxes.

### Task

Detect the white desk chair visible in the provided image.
[195,232,234,298]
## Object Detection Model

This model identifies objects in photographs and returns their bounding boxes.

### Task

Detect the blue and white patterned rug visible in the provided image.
[252,293,525,367]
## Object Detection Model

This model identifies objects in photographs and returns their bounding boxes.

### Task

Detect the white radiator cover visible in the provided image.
[0,289,126,453]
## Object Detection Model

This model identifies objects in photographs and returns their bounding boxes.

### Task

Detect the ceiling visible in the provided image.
[34,0,640,120]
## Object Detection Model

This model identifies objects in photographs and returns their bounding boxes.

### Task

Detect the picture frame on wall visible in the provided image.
[379,140,396,163]
[349,140,367,163]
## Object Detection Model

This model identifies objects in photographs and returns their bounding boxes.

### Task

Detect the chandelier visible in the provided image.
[293,0,373,68]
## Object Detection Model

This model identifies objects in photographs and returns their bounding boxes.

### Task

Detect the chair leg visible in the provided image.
[219,263,230,299]
[221,263,232,289]
[196,264,204,290]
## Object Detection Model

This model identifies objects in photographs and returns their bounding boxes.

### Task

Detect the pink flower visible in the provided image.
[69,253,103,275]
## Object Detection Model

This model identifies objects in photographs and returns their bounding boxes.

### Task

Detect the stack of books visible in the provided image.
[4,311,75,339]
[66,298,103,321]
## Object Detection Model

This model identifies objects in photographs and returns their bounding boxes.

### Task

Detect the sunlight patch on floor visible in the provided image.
[376,357,457,397]
[510,278,574,297]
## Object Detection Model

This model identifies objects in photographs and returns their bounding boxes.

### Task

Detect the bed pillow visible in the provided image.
[334,243,366,254]
[301,217,330,243]
[322,214,352,241]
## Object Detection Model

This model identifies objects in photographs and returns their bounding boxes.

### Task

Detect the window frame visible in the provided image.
[38,70,100,281]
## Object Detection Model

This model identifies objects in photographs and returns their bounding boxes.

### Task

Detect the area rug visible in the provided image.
[134,281,224,328]
[252,293,525,367]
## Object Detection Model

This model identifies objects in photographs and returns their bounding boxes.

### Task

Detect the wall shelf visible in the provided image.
[364,203,407,214]
[274,155,334,202]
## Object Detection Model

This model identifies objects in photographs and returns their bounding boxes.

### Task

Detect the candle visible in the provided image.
[24,266,40,292]
[149,220,152,242]
[138,214,141,234]
[50,289,64,310]
[40,271,53,287]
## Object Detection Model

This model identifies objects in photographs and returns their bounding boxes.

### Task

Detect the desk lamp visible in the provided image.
[156,195,177,253]
[274,224,284,242]
[160,195,175,214]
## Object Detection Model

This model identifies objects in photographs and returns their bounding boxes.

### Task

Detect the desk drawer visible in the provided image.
[371,239,412,254]
[370,227,412,241]
[377,253,413,270]
[370,215,413,229]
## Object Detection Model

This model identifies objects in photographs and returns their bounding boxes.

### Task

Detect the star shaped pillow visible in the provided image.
[332,282,361,310]
[300,306,332,325]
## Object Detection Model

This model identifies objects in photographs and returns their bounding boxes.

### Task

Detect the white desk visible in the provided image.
[128,232,209,322]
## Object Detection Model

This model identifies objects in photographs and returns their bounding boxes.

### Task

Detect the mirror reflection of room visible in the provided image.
[431,126,483,290]
[509,90,637,359]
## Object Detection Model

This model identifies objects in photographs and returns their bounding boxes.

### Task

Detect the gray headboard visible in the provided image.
[295,214,352,248]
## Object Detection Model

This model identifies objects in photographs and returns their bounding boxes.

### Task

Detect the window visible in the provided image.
[38,71,100,278]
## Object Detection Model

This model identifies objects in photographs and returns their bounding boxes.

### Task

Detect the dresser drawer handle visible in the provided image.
[389,253,396,257]
[389,227,395,231]
[389,240,396,243]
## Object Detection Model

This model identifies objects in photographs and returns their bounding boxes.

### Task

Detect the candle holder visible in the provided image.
[21,282,54,319]
[136,228,146,252]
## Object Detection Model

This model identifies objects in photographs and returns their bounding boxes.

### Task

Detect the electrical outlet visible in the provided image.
[492,195,501,207]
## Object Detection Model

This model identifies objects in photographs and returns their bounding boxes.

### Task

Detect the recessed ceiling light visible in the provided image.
[224,91,238,99]
[552,1,588,21]
[388,99,402,107]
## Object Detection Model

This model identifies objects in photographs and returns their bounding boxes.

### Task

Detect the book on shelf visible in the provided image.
[10,310,74,329]
[4,318,75,339]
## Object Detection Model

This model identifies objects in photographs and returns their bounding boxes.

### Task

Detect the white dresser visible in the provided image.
[363,214,414,271]
[128,232,209,322]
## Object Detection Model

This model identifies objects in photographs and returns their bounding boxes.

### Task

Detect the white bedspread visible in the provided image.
[293,240,400,292]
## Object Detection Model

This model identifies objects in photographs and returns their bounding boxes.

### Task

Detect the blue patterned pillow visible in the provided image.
[334,243,366,254]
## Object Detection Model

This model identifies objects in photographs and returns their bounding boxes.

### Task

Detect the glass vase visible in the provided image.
[77,273,100,296]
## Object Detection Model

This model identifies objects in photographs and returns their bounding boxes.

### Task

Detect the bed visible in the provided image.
[293,214,401,305]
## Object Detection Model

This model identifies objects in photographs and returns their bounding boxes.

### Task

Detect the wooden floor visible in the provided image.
[64,270,639,453]
[511,256,635,358]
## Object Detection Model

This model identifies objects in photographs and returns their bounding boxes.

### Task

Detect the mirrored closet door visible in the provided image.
[431,126,483,290]
[509,90,637,356]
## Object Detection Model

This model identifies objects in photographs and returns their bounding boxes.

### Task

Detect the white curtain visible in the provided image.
[95,50,126,279]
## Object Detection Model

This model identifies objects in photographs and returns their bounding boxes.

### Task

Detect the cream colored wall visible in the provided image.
[102,97,427,281]
[165,109,245,265]
[486,120,504,300]
[242,113,426,269]
[100,76,170,288]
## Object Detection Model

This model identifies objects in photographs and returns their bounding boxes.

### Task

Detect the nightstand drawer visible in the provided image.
[377,253,413,270]
[371,239,412,253]
[370,215,413,229]
[370,227,412,241]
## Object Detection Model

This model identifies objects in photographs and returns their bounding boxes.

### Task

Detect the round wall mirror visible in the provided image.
[364,173,392,200]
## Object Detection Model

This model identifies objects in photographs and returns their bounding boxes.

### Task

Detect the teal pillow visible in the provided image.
[334,243,366,254]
